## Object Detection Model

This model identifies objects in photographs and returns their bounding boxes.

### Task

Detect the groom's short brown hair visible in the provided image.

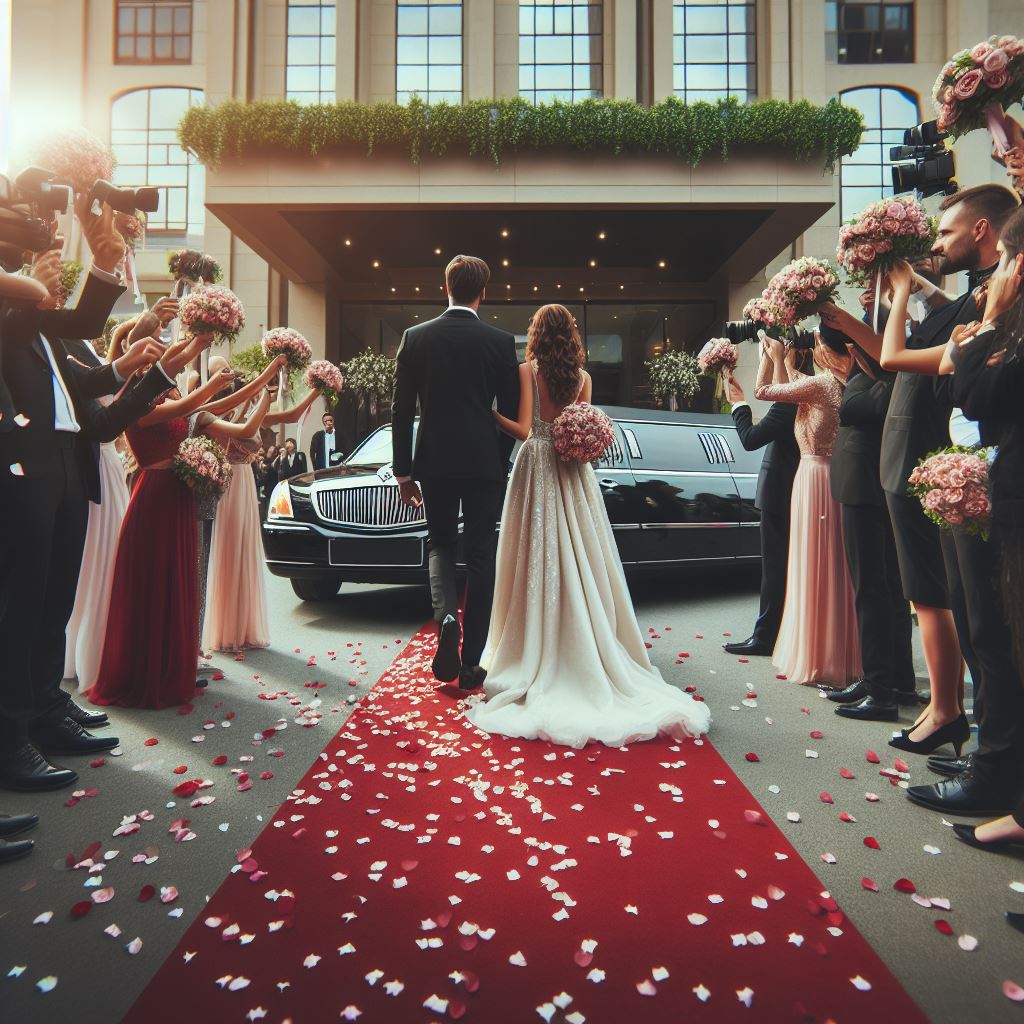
[445,255,490,304]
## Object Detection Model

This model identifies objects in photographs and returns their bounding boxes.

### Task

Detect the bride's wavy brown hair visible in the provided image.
[526,304,585,406]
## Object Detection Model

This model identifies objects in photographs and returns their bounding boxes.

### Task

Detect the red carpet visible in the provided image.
[125,627,926,1024]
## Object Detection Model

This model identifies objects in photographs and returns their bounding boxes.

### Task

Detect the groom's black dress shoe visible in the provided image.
[65,700,109,729]
[906,773,1017,816]
[459,666,487,691]
[825,679,869,703]
[722,637,773,656]
[1007,912,1024,935]
[928,753,973,778]
[0,813,39,839]
[432,615,462,683]
[0,839,34,865]
[834,696,899,722]
[0,743,78,792]
[32,717,120,756]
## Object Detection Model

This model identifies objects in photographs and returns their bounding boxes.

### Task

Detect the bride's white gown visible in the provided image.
[466,368,712,749]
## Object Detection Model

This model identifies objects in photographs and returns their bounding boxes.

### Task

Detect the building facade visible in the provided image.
[6,0,1018,430]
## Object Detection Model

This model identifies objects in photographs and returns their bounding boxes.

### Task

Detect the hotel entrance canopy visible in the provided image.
[203,149,836,300]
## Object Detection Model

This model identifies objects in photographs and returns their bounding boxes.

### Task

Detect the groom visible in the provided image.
[392,255,519,690]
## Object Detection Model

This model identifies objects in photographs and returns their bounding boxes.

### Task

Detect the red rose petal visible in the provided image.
[138,885,156,902]
[893,758,910,773]
[866,750,880,764]
[863,836,881,850]
[809,730,824,739]
[211,755,228,766]
[839,768,856,780]
[820,792,834,804]
[143,738,158,747]
[744,752,760,763]
[89,758,106,769]
[861,877,879,892]
[172,765,188,775]
[935,919,954,936]
[70,900,92,919]
[894,878,917,894]
[839,812,855,822]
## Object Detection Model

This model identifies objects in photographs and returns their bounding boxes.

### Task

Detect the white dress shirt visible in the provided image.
[323,430,336,464]
[39,333,81,433]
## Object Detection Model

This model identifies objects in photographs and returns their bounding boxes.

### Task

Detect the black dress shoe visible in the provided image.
[928,753,973,778]
[0,838,33,865]
[459,666,487,691]
[1007,911,1024,934]
[0,813,39,839]
[65,699,109,729]
[32,717,120,756]
[906,772,1018,816]
[0,743,78,792]
[431,614,462,683]
[834,696,899,722]
[826,679,869,704]
[723,637,773,656]
[889,714,970,757]
[952,822,1024,854]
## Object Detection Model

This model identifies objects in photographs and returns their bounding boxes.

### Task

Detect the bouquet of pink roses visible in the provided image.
[173,436,232,499]
[697,338,739,377]
[179,284,246,342]
[551,403,614,464]
[115,212,145,251]
[933,35,1024,141]
[262,327,313,374]
[34,128,115,196]
[304,359,345,404]
[836,196,935,289]
[908,445,993,539]
[743,257,839,331]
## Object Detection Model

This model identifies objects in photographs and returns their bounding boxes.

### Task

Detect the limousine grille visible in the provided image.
[314,485,426,528]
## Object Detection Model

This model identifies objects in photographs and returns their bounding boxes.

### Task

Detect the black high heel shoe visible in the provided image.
[1007,912,1024,935]
[888,714,970,756]
[952,823,1024,855]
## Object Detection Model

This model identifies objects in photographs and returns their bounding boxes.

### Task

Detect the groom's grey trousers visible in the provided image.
[419,478,504,669]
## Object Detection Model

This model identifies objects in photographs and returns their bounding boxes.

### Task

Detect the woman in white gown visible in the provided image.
[465,304,711,749]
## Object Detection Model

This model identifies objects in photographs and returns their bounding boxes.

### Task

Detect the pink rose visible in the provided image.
[998,36,1017,50]
[811,275,825,288]
[923,490,944,511]
[947,468,966,488]
[880,218,898,233]
[983,48,1008,73]
[942,62,958,77]
[953,68,984,99]
[1006,39,1024,57]
[803,289,817,301]
[856,243,876,262]
[985,68,1009,90]
[863,217,881,234]
[886,202,907,220]
[938,103,961,129]
[946,486,965,505]
[971,43,993,64]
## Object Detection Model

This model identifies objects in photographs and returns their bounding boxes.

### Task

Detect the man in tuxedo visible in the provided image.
[276,438,307,480]
[0,204,200,794]
[901,184,1024,815]
[722,350,800,657]
[392,255,519,690]
[310,412,344,471]
[826,336,917,722]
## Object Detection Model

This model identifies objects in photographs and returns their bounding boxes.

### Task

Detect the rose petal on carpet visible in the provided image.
[123,624,927,1023]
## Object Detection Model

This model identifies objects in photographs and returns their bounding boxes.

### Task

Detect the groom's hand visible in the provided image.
[398,480,423,508]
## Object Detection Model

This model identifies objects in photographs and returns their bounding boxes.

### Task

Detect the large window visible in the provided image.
[115,1,192,64]
[839,86,919,217]
[110,88,205,241]
[286,0,336,104]
[518,0,603,104]
[672,1,755,104]
[826,1,914,64]
[396,1,463,105]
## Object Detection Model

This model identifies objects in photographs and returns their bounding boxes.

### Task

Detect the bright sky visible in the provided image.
[0,0,10,175]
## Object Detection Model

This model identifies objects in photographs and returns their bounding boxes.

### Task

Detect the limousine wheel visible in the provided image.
[290,577,343,602]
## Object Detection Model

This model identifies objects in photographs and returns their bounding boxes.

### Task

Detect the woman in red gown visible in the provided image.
[88,366,235,709]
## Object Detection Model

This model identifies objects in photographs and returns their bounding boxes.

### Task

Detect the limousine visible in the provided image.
[262,408,763,601]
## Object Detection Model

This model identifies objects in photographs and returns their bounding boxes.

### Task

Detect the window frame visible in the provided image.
[518,0,604,106]
[109,85,205,240]
[671,0,757,105]
[285,0,337,106]
[395,0,465,106]
[826,0,916,65]
[113,0,193,66]
[838,83,920,220]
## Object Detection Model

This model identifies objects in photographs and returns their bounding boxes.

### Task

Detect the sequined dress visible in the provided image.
[465,366,712,748]
[88,416,199,709]
[203,433,269,652]
[753,363,861,686]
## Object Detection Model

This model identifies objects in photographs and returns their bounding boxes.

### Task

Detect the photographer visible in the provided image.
[0,195,211,796]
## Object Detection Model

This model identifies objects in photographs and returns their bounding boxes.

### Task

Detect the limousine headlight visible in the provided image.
[267,480,294,520]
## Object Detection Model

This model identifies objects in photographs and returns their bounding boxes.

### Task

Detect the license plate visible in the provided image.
[328,537,423,567]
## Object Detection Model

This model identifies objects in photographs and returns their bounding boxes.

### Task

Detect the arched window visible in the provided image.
[839,85,919,218]
[286,0,336,105]
[110,87,205,242]
[672,1,756,104]
[396,0,463,105]
[519,0,603,104]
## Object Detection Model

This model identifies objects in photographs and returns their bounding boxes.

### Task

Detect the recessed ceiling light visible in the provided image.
[414,286,420,292]
[390,287,396,292]
[556,284,561,289]
[502,259,510,267]
[588,260,597,267]
[532,285,538,291]
[500,229,509,238]
[619,284,624,290]
[344,239,352,246]
[372,260,380,268]
[598,231,606,240]
[658,260,666,268]
[579,287,584,292]
[434,247,442,255]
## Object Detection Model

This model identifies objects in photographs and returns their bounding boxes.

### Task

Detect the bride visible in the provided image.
[465,304,712,748]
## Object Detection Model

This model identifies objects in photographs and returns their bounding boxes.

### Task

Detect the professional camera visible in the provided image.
[723,319,760,344]
[786,329,818,350]
[88,179,160,216]
[890,120,958,199]
[0,168,73,264]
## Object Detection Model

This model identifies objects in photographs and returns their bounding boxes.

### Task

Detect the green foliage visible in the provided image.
[345,350,396,402]
[645,350,701,405]
[179,96,864,172]
[230,344,270,380]
[58,260,84,306]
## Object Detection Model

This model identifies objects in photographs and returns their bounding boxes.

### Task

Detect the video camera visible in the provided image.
[0,167,74,262]
[87,180,160,217]
[722,320,817,348]
[890,120,958,200]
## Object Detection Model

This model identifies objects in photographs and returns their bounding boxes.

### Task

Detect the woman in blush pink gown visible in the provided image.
[753,330,861,687]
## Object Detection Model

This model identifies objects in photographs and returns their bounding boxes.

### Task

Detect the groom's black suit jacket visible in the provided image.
[391,308,519,481]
